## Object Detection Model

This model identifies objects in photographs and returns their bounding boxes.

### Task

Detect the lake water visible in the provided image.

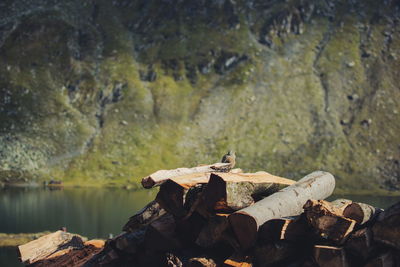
[0,187,399,267]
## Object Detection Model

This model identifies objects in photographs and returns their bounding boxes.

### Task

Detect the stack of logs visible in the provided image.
[19,162,400,266]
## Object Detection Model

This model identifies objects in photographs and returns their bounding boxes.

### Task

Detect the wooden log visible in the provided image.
[330,199,353,212]
[187,257,217,267]
[115,229,146,254]
[122,200,167,232]
[202,172,295,212]
[372,201,400,250]
[156,180,186,218]
[176,212,207,244]
[364,251,395,267]
[196,214,229,248]
[343,202,377,225]
[141,162,232,188]
[18,231,84,264]
[304,199,356,244]
[345,227,380,263]
[313,245,349,267]
[144,213,182,252]
[258,214,313,242]
[254,241,301,267]
[228,171,335,250]
[223,254,252,267]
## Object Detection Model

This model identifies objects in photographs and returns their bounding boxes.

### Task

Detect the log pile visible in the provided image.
[18,163,400,267]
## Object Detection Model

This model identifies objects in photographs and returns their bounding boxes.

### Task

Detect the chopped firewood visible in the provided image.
[344,227,377,262]
[156,180,187,218]
[18,231,85,264]
[304,199,356,244]
[202,172,295,212]
[372,201,400,249]
[196,214,229,248]
[229,171,335,250]
[330,199,353,212]
[343,202,378,225]
[258,215,313,242]
[364,251,396,267]
[313,245,349,267]
[254,241,302,267]
[122,200,167,232]
[144,213,182,252]
[176,212,208,244]
[223,253,252,267]
[187,257,217,267]
[115,229,146,254]
[141,163,232,188]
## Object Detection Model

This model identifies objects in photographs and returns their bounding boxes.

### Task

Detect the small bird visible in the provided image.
[221,150,236,169]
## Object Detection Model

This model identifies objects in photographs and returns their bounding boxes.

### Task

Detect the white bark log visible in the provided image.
[228,171,335,250]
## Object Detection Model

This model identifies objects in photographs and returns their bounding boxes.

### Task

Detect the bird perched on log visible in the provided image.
[221,150,236,169]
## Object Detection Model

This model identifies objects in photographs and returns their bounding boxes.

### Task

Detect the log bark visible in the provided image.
[345,228,378,262]
[313,245,349,267]
[156,180,186,218]
[372,201,400,249]
[254,241,301,267]
[115,229,146,254]
[343,202,377,225]
[141,163,232,188]
[228,171,335,250]
[304,199,356,244]
[330,199,353,212]
[196,214,229,248]
[258,215,313,242]
[18,231,84,264]
[202,172,295,212]
[364,251,395,267]
[144,213,182,252]
[122,200,167,232]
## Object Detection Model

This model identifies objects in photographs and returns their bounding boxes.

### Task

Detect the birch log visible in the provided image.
[228,171,335,250]
[343,202,378,225]
[141,163,231,188]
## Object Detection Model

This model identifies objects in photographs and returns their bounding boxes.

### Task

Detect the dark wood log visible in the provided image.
[187,257,217,267]
[229,171,335,250]
[313,245,349,267]
[258,214,313,242]
[114,229,146,254]
[18,231,84,264]
[156,180,186,218]
[372,201,400,250]
[343,202,377,225]
[122,200,167,232]
[196,214,229,248]
[345,228,376,262]
[202,172,295,212]
[144,213,182,252]
[364,251,395,267]
[176,212,208,245]
[141,163,232,188]
[254,241,301,267]
[304,199,356,244]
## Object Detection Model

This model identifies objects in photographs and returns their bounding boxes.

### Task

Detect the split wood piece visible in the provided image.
[203,172,295,212]
[229,171,335,250]
[144,213,182,252]
[258,215,313,242]
[18,231,84,264]
[304,199,356,244]
[330,199,353,212]
[122,200,167,232]
[254,241,301,267]
[313,245,349,267]
[141,162,232,188]
[224,253,252,267]
[345,228,378,262]
[196,214,229,248]
[187,257,217,267]
[115,229,146,254]
[156,180,186,218]
[343,202,377,225]
[372,201,400,250]
[176,212,207,244]
[364,251,395,267]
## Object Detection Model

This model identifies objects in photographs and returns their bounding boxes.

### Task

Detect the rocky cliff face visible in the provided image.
[0,0,399,192]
